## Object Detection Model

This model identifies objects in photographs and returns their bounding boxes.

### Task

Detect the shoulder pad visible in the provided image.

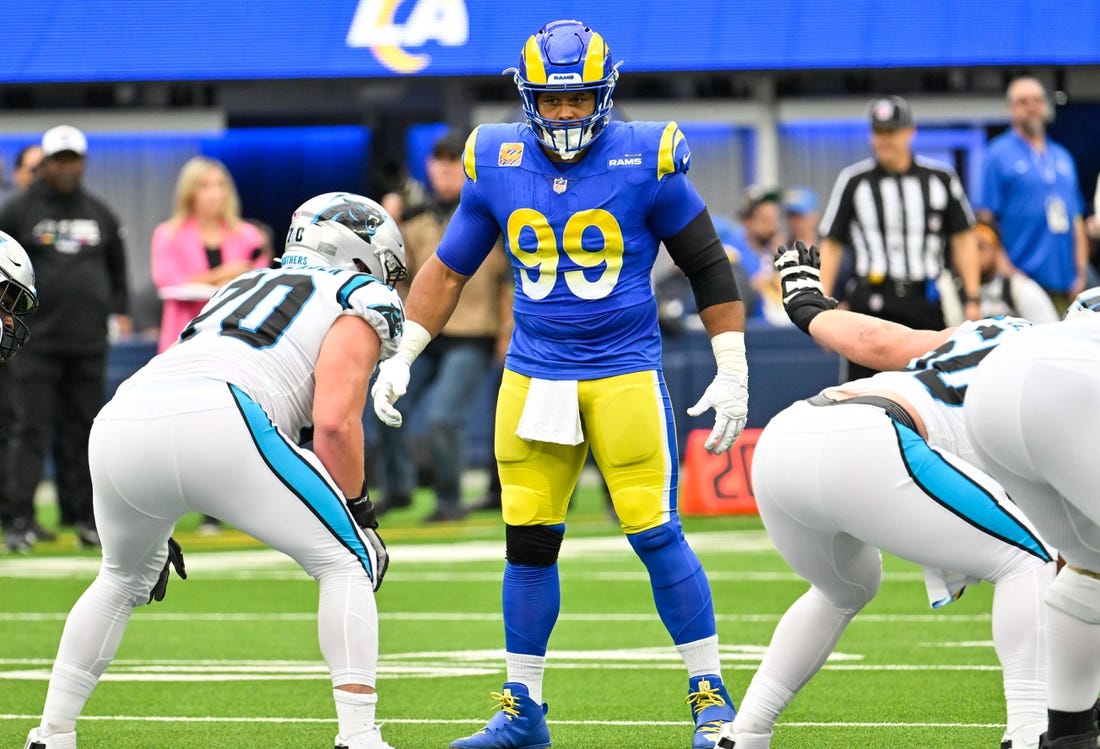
[463,123,530,182]
[957,316,1033,335]
[607,121,691,181]
[340,276,405,340]
[655,121,691,180]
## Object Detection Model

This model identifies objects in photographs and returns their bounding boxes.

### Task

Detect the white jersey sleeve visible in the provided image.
[334,272,405,364]
[827,316,1033,464]
[123,266,404,442]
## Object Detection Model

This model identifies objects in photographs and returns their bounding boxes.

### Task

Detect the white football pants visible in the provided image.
[967,329,1100,714]
[39,377,380,736]
[728,399,1054,745]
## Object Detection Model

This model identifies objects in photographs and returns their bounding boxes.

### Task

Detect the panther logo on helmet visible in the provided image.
[313,196,386,242]
[506,19,621,160]
[282,192,408,287]
[1063,286,1100,320]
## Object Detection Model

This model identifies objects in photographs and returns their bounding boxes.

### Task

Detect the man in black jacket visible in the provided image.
[0,125,131,552]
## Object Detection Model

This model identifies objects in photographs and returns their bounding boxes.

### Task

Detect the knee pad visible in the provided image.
[93,568,153,609]
[627,521,701,587]
[1047,566,1100,624]
[505,523,564,567]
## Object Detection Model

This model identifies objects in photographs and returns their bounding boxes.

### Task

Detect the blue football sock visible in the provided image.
[628,519,717,644]
[503,561,560,656]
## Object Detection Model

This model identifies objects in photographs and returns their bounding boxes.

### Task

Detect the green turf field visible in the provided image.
[1,485,1011,748]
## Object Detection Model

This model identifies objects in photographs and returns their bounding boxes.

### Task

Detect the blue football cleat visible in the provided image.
[449,682,551,749]
[686,674,737,749]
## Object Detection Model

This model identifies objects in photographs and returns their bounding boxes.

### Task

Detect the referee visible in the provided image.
[818,95,981,380]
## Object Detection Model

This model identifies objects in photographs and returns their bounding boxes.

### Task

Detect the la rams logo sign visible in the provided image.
[346,0,469,75]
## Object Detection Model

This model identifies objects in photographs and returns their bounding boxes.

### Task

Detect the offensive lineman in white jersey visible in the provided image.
[966,290,1100,749]
[23,193,407,749]
[716,242,1057,749]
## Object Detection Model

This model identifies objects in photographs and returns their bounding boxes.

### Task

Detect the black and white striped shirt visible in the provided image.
[819,157,974,284]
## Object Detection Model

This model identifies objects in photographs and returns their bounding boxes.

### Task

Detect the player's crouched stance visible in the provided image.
[966,290,1100,749]
[716,242,1058,749]
[24,193,406,749]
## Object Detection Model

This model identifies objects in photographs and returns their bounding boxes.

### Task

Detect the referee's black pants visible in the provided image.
[1,349,106,528]
[843,278,945,382]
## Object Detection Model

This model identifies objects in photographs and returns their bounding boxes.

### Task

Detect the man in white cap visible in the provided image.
[0,125,131,552]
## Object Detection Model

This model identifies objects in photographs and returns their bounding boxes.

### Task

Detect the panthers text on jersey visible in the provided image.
[122,265,404,442]
[435,120,706,380]
[826,316,1033,465]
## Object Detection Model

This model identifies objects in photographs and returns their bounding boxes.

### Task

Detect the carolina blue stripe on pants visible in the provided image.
[229,384,375,581]
[895,423,1052,563]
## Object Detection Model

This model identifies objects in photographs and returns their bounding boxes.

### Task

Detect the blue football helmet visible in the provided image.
[507,20,620,159]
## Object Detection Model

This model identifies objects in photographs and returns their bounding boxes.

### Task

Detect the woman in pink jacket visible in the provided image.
[151,156,270,354]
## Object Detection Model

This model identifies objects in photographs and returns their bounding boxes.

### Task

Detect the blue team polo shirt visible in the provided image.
[977,131,1083,292]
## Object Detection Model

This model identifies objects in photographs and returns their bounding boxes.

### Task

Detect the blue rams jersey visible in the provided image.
[436,120,705,379]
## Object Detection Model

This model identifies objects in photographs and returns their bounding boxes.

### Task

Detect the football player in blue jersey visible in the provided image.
[372,19,747,749]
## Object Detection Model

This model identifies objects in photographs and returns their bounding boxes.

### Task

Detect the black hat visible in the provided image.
[431,130,467,160]
[867,96,914,131]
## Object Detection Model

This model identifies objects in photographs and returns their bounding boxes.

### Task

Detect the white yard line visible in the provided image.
[0,611,991,623]
[0,713,1004,728]
[0,531,778,578]
[0,642,1003,684]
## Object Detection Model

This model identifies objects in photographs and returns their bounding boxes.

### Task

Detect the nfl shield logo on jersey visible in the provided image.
[553,177,568,194]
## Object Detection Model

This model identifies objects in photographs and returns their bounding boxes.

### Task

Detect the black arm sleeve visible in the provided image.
[663,207,741,311]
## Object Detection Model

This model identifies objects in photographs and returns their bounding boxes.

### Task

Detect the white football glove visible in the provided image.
[687,369,749,455]
[371,356,412,428]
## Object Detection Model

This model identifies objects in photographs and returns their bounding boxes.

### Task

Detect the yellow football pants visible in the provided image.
[494,368,678,534]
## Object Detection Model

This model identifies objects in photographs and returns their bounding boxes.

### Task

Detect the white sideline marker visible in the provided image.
[0,713,1005,728]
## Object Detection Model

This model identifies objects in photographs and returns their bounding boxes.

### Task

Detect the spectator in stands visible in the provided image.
[0,142,50,549]
[373,130,513,523]
[947,218,1058,325]
[0,144,45,205]
[737,185,788,325]
[0,125,131,551]
[152,156,269,355]
[379,159,427,225]
[13,144,44,192]
[818,95,980,380]
[977,76,1089,315]
[781,186,820,247]
[151,156,270,535]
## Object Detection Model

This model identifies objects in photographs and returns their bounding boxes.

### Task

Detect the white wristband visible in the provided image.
[710,330,746,375]
[397,320,432,365]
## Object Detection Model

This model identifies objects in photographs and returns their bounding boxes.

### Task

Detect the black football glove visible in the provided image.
[149,536,187,604]
[348,488,389,592]
[774,241,838,334]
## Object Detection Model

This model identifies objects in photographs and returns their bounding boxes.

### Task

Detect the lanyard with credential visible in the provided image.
[1030,144,1056,185]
